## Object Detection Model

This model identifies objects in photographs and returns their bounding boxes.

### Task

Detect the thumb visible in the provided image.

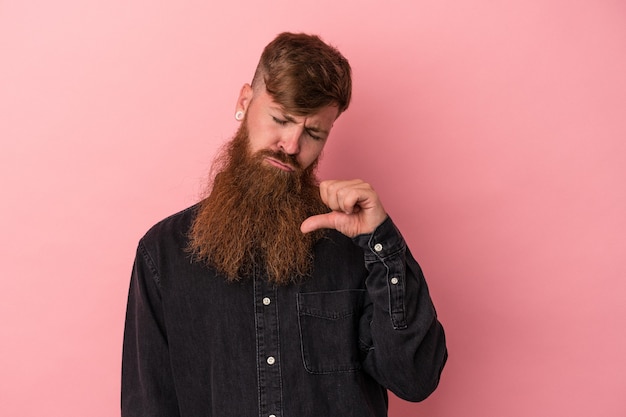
[300,212,337,234]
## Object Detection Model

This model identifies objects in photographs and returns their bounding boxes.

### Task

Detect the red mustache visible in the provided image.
[254,149,303,172]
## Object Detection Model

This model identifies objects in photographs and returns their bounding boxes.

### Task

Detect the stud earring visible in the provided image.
[235,111,244,121]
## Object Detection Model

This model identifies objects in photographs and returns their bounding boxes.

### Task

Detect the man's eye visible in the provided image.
[307,131,322,141]
[272,117,288,125]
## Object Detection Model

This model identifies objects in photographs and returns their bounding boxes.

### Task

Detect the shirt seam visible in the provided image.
[138,240,162,288]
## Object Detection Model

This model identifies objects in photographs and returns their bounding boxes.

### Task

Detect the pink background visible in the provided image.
[1,1,625,416]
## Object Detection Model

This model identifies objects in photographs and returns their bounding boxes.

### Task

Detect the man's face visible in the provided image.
[236,84,339,171]
[189,86,334,284]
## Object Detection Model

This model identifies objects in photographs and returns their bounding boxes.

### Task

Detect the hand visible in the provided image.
[301,179,388,238]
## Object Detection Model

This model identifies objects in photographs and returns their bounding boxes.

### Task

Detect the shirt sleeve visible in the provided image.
[352,216,448,402]
[121,241,181,417]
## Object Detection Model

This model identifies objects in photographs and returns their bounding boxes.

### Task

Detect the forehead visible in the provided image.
[257,88,339,124]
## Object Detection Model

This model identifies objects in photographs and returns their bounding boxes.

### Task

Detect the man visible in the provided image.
[122,32,447,417]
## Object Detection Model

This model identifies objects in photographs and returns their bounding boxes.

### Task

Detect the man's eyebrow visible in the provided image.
[283,114,297,123]
[304,125,328,135]
[274,108,329,135]
[282,112,328,135]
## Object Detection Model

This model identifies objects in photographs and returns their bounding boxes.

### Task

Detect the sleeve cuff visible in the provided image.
[353,216,406,262]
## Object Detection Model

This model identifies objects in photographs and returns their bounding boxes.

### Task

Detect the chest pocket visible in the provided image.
[297,289,366,374]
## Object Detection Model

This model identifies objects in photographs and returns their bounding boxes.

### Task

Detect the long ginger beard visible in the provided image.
[187,122,328,285]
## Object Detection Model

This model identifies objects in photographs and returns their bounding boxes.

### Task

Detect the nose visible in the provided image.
[279,126,303,155]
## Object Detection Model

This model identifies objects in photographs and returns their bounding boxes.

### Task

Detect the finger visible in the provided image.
[318,180,337,210]
[337,182,375,214]
[300,212,337,234]
[320,179,363,214]
[336,186,364,214]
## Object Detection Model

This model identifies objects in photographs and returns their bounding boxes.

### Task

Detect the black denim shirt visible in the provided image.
[122,205,447,417]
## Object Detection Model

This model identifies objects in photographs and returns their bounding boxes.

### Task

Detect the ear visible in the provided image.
[235,83,253,113]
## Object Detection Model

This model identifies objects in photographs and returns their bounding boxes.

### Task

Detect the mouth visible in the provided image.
[264,157,295,172]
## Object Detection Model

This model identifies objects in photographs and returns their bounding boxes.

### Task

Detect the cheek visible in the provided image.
[299,142,325,168]
[246,121,274,152]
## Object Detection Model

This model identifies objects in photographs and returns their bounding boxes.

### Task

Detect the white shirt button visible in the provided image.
[267,356,275,365]
[263,297,271,306]
[374,243,383,252]
[390,277,399,285]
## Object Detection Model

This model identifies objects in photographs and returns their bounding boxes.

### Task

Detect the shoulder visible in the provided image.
[140,203,200,251]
